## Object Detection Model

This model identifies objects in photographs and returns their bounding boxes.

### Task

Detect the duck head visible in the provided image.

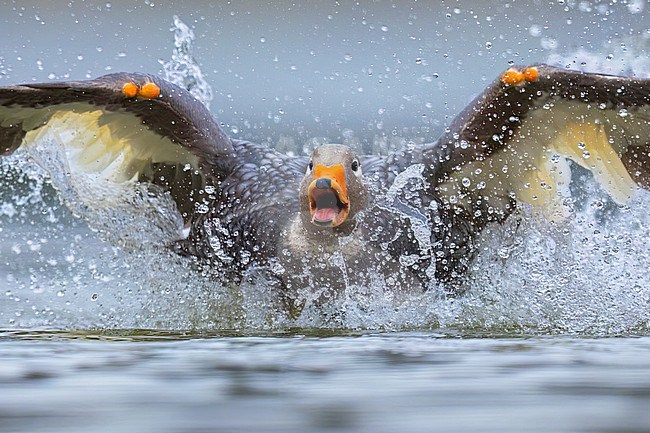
[299,144,367,235]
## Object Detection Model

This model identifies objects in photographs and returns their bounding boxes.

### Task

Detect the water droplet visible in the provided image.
[56,290,65,297]
[577,141,586,149]
[582,151,591,159]
[485,41,492,49]
[541,37,558,50]
[91,293,98,301]
[618,108,629,117]
[461,177,471,187]
[415,57,422,64]
[529,25,542,37]
[380,25,388,32]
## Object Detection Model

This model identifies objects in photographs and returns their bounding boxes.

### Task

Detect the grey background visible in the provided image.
[0,0,648,148]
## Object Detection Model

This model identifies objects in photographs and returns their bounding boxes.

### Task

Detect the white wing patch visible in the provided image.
[439,100,647,220]
[24,106,199,183]
[547,120,636,204]
[4,103,199,245]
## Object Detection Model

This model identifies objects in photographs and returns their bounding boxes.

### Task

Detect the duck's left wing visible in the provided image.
[431,64,650,223]
[0,73,234,245]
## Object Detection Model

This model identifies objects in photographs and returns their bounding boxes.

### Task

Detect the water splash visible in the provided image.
[1,22,649,335]
[546,34,650,77]
[456,190,650,334]
[159,16,214,109]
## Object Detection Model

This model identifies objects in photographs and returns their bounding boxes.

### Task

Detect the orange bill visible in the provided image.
[308,163,350,227]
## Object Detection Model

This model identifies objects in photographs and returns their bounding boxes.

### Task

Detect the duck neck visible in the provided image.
[287,215,359,255]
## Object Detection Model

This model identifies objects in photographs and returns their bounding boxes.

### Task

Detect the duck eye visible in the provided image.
[351,160,359,172]
[308,160,314,171]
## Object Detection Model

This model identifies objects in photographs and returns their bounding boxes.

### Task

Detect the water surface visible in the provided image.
[2,331,650,433]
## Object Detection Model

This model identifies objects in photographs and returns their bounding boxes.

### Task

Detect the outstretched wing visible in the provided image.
[0,73,234,245]
[432,64,650,223]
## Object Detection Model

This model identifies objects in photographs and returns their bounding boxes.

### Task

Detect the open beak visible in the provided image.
[308,163,350,227]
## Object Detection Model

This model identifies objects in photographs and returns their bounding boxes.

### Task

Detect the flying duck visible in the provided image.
[1,65,649,307]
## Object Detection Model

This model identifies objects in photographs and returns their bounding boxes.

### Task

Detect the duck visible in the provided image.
[1,65,649,307]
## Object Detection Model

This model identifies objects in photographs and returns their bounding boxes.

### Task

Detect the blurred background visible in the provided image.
[1,0,648,154]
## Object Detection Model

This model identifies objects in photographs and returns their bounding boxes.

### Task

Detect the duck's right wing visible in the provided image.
[367,65,650,285]
[0,73,235,245]
[426,64,650,226]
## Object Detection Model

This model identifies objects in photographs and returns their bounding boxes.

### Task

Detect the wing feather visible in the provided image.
[0,73,233,245]
[435,64,650,220]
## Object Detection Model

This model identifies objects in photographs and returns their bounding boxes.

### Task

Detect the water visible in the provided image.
[1,331,650,433]
[2,2,650,432]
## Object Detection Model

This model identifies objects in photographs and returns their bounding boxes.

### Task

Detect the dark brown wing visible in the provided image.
[432,64,650,221]
[0,73,232,159]
[360,65,650,285]
[0,73,235,244]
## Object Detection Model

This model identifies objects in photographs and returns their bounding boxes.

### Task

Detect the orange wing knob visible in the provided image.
[138,82,161,99]
[121,82,139,98]
[501,68,524,86]
[523,67,539,82]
